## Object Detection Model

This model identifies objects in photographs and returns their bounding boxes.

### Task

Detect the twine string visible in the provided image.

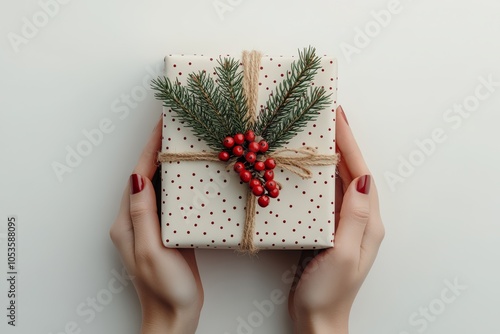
[242,50,262,125]
[268,147,339,179]
[157,151,220,162]
[240,188,257,254]
[158,148,339,179]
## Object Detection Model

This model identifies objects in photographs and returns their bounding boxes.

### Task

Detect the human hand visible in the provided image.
[288,105,385,334]
[110,117,203,334]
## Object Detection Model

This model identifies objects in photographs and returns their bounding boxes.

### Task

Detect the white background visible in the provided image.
[1,0,500,333]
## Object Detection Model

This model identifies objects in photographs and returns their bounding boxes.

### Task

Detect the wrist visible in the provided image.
[293,313,349,334]
[141,301,200,334]
[141,310,199,334]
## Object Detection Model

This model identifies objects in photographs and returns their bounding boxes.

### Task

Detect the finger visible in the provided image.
[336,105,370,178]
[109,186,136,270]
[336,140,352,189]
[336,155,351,192]
[336,107,384,270]
[117,115,162,239]
[110,117,162,268]
[335,175,371,258]
[133,116,162,180]
[334,176,344,231]
[360,180,385,268]
[129,174,163,257]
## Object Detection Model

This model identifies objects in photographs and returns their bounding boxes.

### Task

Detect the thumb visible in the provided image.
[129,173,163,252]
[335,175,371,252]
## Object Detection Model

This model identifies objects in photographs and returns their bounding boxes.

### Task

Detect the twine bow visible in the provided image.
[158,50,339,254]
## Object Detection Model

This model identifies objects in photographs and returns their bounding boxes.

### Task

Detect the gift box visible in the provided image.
[156,49,338,252]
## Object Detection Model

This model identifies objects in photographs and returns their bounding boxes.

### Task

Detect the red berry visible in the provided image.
[259,140,269,153]
[268,187,280,198]
[252,185,265,196]
[234,162,245,173]
[240,170,252,183]
[264,170,274,181]
[218,151,230,161]
[223,136,235,148]
[232,145,244,156]
[265,180,277,190]
[245,152,257,163]
[234,133,245,145]
[248,141,260,153]
[264,158,276,169]
[249,179,261,188]
[254,161,265,171]
[258,195,270,207]
[244,130,256,142]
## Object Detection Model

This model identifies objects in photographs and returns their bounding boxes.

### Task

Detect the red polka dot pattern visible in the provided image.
[161,54,338,250]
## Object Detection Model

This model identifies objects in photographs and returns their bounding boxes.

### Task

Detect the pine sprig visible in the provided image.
[152,47,332,153]
[151,77,223,150]
[186,71,233,136]
[266,87,331,150]
[215,57,249,133]
[255,47,323,140]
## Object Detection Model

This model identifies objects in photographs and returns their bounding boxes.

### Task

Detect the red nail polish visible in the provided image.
[356,175,371,194]
[130,174,144,194]
[338,105,349,125]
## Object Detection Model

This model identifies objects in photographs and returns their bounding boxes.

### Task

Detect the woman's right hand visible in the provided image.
[288,105,385,334]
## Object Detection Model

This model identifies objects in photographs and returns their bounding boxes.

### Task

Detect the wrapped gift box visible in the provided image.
[160,52,337,250]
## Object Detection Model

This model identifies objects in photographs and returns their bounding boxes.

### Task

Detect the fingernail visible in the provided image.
[356,175,371,194]
[337,105,349,125]
[130,174,145,194]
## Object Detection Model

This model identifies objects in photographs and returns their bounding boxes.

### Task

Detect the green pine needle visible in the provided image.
[255,46,325,144]
[265,87,331,150]
[151,47,332,153]
[151,77,223,150]
[214,57,250,133]
[186,71,233,136]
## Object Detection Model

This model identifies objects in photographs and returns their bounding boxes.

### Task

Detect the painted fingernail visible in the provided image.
[130,174,144,194]
[356,175,371,194]
[338,105,349,125]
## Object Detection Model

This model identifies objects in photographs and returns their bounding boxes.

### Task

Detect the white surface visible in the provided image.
[1,0,499,333]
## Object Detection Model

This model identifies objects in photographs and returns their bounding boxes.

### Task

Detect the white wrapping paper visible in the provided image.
[161,53,337,250]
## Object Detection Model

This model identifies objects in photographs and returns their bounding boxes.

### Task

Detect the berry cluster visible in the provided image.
[218,130,279,207]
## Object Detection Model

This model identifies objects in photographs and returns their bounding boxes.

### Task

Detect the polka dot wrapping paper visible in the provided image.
[161,53,337,250]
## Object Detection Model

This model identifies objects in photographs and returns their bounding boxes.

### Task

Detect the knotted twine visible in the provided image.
[157,50,339,254]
